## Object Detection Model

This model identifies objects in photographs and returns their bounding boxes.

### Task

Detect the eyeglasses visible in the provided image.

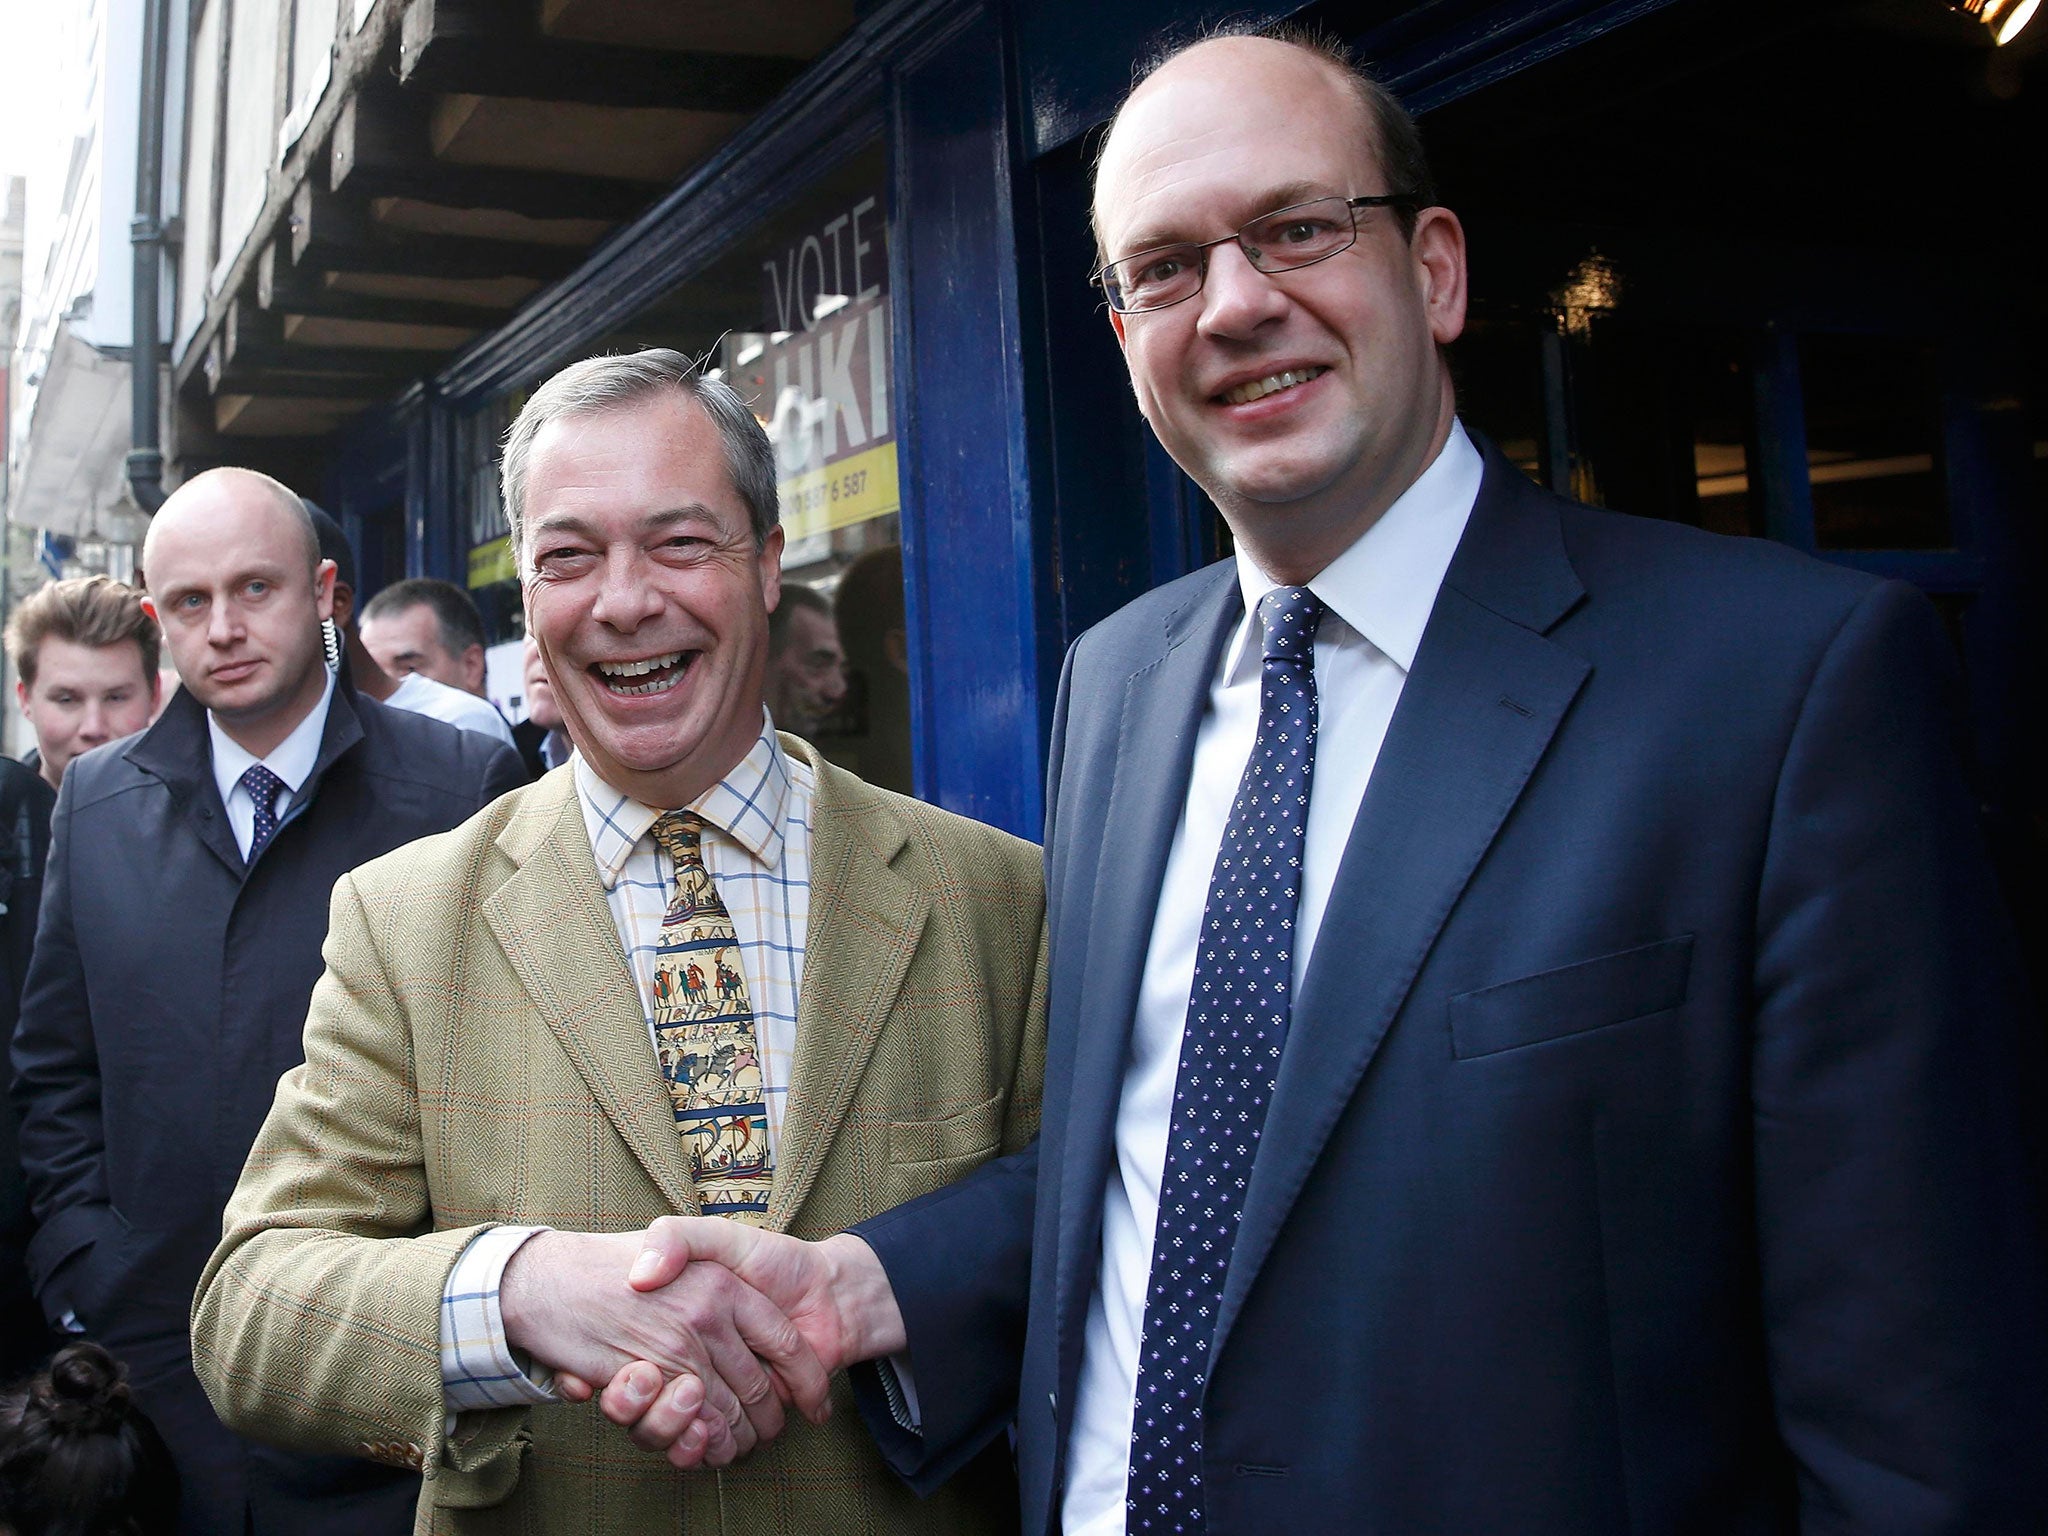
[1094,194,1420,315]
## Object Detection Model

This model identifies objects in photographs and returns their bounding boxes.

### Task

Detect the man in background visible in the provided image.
[10,468,523,1535]
[511,631,571,777]
[2,576,159,1377]
[361,577,491,699]
[763,583,847,740]
[305,507,514,749]
[5,576,161,790]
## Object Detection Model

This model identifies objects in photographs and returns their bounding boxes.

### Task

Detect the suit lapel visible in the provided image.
[1054,568,1242,1385]
[482,775,700,1213]
[769,749,926,1231]
[1213,453,1592,1357]
[125,686,248,878]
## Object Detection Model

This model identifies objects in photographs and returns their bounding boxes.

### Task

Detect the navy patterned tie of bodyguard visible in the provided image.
[241,763,286,859]
[1128,584,1325,1534]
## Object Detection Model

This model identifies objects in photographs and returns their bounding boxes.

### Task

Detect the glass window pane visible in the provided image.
[1801,334,1950,550]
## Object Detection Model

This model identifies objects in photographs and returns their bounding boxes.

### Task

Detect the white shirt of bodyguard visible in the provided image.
[1062,421,1483,1535]
[440,714,815,1411]
[384,669,517,747]
[206,667,337,860]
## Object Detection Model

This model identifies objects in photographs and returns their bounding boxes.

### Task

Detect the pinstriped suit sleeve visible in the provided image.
[191,868,530,1495]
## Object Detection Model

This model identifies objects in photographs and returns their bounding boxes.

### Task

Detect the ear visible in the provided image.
[1109,305,1129,351]
[330,580,356,629]
[14,679,29,715]
[759,523,785,615]
[140,594,160,625]
[1411,205,1468,348]
[313,559,338,623]
[460,642,486,692]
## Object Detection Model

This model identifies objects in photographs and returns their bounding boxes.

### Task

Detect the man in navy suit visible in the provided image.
[586,26,2046,1532]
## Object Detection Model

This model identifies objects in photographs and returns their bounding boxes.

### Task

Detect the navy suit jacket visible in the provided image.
[855,448,2047,1533]
[9,672,525,1536]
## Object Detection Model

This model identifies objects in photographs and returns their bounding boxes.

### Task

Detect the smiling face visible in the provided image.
[520,390,782,808]
[1094,37,1467,582]
[16,637,160,785]
[141,472,336,759]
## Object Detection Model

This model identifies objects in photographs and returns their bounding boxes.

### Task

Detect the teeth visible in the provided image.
[596,652,683,679]
[1221,367,1327,406]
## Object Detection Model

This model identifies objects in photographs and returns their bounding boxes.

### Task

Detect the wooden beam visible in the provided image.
[212,300,434,393]
[329,86,659,217]
[399,0,806,112]
[540,0,853,59]
[289,180,583,280]
[257,240,519,327]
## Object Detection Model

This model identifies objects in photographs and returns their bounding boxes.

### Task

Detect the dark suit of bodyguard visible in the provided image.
[10,470,525,1535]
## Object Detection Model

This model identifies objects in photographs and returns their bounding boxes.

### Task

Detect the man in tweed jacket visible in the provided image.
[191,352,1045,1533]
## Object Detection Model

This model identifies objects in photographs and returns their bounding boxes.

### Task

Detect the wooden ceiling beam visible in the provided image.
[398,0,805,112]
[257,240,517,327]
[329,87,657,219]
[289,179,583,281]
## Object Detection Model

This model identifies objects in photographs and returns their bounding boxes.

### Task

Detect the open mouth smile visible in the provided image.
[593,651,693,697]
[1217,366,1329,406]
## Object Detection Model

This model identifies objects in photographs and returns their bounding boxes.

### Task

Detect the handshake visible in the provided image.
[497,1218,906,1468]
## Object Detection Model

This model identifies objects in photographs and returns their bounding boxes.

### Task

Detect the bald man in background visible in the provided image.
[8,468,524,1536]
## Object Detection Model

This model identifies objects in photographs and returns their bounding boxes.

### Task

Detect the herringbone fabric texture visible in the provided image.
[192,741,1046,1535]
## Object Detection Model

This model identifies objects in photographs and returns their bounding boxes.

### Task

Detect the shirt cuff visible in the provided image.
[441,1225,560,1413]
[877,1349,923,1432]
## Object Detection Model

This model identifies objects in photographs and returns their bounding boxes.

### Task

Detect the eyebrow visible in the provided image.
[1115,180,1339,256]
[528,505,719,544]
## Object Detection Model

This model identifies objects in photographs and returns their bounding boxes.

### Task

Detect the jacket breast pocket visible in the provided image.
[877,1091,1006,1209]
[1449,935,1694,1060]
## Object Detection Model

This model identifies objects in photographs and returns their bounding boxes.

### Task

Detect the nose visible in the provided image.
[588,549,664,632]
[206,595,243,648]
[77,702,110,743]
[1195,240,1289,340]
[820,665,848,706]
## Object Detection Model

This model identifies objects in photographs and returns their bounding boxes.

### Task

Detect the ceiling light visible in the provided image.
[1946,0,2039,44]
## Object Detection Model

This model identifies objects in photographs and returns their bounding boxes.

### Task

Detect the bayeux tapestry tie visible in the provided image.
[649,810,774,1224]
[1127,585,1324,1533]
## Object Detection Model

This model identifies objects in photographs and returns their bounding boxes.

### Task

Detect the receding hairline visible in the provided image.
[1091,33,1402,258]
[142,467,321,584]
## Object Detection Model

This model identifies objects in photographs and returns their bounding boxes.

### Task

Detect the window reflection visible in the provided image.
[1801,334,1950,550]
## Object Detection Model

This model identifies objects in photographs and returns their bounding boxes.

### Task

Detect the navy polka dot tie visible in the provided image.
[242,764,285,859]
[1128,585,1323,1534]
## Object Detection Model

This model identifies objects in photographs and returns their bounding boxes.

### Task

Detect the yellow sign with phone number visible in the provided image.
[777,441,899,539]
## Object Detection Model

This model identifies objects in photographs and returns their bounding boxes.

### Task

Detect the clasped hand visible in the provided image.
[500,1219,902,1469]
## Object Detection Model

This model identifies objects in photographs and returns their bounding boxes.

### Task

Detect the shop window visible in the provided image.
[1800,333,1951,551]
[1687,336,1759,540]
[1454,310,1548,488]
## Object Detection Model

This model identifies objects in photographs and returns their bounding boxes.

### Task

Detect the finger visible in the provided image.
[599,1361,666,1429]
[666,1414,712,1471]
[625,1370,709,1453]
[631,1215,756,1292]
[554,1371,595,1404]
[727,1279,831,1426]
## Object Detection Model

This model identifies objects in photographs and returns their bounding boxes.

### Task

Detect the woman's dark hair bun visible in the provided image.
[28,1343,131,1436]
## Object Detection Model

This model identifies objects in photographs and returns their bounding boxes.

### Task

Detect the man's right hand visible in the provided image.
[558,1218,907,1463]
[497,1228,833,1467]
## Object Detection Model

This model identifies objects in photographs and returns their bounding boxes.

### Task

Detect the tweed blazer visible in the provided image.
[192,740,1045,1534]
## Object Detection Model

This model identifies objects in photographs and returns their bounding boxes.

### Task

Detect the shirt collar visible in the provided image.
[574,710,793,891]
[208,666,336,806]
[1226,417,1483,681]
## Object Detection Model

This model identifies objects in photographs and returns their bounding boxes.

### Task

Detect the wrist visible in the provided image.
[819,1232,907,1364]
[496,1229,561,1351]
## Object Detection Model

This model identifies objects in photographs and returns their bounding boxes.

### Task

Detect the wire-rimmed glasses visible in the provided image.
[1095,194,1419,314]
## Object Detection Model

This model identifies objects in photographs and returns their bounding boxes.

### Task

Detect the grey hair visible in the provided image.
[498,348,779,565]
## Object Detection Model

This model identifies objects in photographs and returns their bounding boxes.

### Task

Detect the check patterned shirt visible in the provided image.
[440,716,815,1411]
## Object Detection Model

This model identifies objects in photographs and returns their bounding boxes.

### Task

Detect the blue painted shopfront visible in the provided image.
[318,0,2045,951]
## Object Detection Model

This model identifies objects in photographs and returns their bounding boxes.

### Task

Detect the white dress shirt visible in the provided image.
[1062,422,1483,1535]
[384,670,517,746]
[206,668,337,860]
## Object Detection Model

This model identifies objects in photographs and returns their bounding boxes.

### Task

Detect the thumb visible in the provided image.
[629,1214,757,1292]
